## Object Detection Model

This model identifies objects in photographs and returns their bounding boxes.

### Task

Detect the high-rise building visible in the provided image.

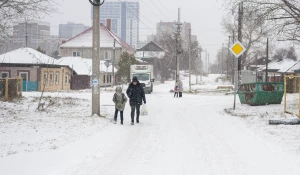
[12,21,50,49]
[148,21,198,50]
[59,22,90,40]
[92,0,139,49]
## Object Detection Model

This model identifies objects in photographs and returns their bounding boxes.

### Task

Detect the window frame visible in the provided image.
[55,72,59,84]
[1,71,9,78]
[65,74,69,84]
[43,72,48,85]
[49,72,54,85]
[104,51,111,60]
[72,51,80,57]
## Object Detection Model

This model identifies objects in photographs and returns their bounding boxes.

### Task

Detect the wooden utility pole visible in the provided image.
[188,29,192,92]
[25,21,28,47]
[232,31,235,84]
[238,2,243,74]
[266,38,269,82]
[222,43,224,74]
[205,49,207,74]
[227,36,231,79]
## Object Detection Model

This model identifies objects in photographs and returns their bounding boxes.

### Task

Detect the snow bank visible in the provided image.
[0,92,115,158]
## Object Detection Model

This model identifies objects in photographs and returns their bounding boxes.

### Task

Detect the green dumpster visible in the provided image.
[238,82,284,106]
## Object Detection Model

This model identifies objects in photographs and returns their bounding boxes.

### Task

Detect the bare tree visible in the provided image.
[222,6,272,67]
[223,0,300,43]
[0,0,56,44]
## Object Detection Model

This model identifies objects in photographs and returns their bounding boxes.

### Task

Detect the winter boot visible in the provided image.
[121,120,123,125]
[114,120,117,124]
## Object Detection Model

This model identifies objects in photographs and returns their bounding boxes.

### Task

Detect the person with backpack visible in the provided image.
[113,86,128,125]
[126,76,146,125]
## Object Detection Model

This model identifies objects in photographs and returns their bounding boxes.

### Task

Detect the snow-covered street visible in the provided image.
[1,75,300,175]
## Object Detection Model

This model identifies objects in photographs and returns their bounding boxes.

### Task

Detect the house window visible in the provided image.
[72,51,80,57]
[103,75,106,83]
[109,75,112,83]
[55,72,59,84]
[104,51,111,60]
[1,72,9,78]
[49,72,53,85]
[43,72,48,85]
[65,74,69,84]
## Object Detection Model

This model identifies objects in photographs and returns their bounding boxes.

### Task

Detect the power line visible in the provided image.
[156,0,174,20]
[117,0,155,34]
[140,0,172,22]
[149,0,173,21]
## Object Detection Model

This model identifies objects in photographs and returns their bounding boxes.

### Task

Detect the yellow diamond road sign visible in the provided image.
[230,41,246,58]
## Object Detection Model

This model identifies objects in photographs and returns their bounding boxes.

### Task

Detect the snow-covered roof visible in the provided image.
[281,60,300,73]
[259,59,298,73]
[58,57,117,75]
[57,57,92,75]
[0,47,57,65]
[135,51,166,59]
[60,24,135,53]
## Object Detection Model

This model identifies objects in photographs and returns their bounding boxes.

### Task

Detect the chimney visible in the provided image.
[106,19,112,31]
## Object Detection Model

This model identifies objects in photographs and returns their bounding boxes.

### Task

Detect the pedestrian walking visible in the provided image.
[126,76,146,125]
[177,78,183,97]
[113,86,128,125]
[174,83,179,98]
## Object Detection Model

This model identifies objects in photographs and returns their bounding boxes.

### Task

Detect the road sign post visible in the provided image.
[230,41,246,110]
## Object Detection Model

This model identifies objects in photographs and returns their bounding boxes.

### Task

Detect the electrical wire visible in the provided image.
[156,0,174,20]
[117,0,155,34]
[146,0,173,21]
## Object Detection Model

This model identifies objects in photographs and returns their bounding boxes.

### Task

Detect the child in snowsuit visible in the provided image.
[113,86,128,125]
[174,84,179,98]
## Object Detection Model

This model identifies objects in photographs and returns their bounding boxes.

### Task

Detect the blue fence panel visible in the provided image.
[23,81,38,91]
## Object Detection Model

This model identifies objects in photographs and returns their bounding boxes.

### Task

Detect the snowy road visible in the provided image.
[1,81,300,175]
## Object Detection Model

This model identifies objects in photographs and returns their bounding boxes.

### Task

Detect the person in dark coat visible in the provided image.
[126,76,146,125]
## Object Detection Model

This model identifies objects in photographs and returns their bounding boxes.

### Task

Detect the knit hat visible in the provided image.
[132,76,138,82]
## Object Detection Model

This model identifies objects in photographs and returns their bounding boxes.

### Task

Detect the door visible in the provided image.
[19,72,28,91]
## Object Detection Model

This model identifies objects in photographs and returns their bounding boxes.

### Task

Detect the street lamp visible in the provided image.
[89,0,105,6]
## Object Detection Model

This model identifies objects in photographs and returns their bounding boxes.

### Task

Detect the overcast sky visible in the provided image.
[43,0,227,62]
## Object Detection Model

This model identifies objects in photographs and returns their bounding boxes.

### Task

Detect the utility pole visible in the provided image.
[25,21,28,47]
[222,43,224,75]
[238,2,243,74]
[199,49,203,82]
[208,53,210,74]
[232,31,235,85]
[227,36,231,79]
[90,0,105,116]
[188,29,192,92]
[175,8,182,82]
[112,39,116,87]
[266,38,269,82]
[205,49,207,74]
